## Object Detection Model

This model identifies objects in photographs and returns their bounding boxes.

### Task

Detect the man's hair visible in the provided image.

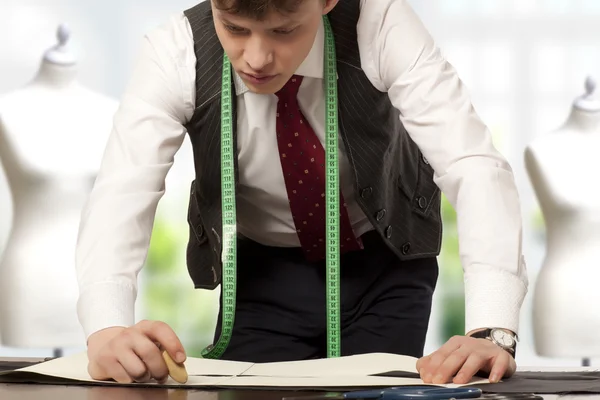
[212,0,305,20]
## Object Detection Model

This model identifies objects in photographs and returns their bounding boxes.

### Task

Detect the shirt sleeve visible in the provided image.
[357,0,529,334]
[75,14,196,340]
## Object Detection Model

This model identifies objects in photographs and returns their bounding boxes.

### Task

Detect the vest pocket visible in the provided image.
[186,180,220,289]
[397,154,440,218]
[187,180,207,245]
[412,159,440,217]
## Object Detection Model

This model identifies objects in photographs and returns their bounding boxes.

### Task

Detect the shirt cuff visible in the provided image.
[463,258,528,335]
[77,281,137,341]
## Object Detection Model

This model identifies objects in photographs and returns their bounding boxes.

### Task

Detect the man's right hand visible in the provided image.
[86,320,186,383]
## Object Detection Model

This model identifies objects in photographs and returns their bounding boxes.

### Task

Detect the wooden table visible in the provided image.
[1,383,597,400]
[0,384,309,400]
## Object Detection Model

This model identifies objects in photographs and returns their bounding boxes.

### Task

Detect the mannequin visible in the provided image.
[525,76,600,363]
[0,24,118,354]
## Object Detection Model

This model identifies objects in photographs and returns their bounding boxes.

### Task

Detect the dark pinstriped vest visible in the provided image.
[182,0,442,290]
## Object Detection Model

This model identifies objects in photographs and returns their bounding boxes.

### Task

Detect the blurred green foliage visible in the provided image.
[143,212,218,357]
[145,218,180,275]
[438,194,465,340]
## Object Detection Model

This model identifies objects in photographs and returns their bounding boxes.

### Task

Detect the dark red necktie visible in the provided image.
[275,75,363,262]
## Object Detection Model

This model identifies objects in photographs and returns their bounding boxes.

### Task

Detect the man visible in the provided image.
[76,0,528,386]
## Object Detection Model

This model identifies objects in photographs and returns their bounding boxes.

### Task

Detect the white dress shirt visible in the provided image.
[76,0,529,341]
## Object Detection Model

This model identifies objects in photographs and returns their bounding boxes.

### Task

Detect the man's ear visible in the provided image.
[322,0,340,14]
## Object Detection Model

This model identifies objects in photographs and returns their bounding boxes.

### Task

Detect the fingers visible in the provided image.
[415,354,426,372]
[88,357,110,381]
[419,335,516,384]
[112,360,139,384]
[430,345,472,384]
[487,350,512,383]
[130,334,170,382]
[452,352,487,384]
[115,345,150,382]
[137,320,187,364]
[418,335,463,382]
[87,320,184,384]
[89,349,137,384]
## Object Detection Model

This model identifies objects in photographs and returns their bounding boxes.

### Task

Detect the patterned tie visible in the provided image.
[275,75,363,262]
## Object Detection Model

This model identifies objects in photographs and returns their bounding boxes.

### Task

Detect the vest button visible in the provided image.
[422,155,429,165]
[417,196,427,209]
[401,242,411,255]
[385,226,393,238]
[361,187,373,199]
[376,209,386,221]
[196,224,204,237]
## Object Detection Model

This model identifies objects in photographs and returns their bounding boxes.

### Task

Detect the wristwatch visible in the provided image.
[470,328,517,357]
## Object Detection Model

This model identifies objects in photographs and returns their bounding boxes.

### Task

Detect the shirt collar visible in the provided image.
[233,18,324,95]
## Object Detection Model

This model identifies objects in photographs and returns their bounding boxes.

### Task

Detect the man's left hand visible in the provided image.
[416,335,516,384]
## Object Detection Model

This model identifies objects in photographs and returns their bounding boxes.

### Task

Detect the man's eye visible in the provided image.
[225,25,246,34]
[274,28,295,35]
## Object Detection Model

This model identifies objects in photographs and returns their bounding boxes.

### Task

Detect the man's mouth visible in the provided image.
[240,72,277,84]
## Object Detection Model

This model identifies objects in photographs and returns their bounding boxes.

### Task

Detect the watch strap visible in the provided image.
[469,329,493,339]
[469,328,516,358]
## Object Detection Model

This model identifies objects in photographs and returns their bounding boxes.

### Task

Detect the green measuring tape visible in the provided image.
[323,15,341,358]
[201,15,341,359]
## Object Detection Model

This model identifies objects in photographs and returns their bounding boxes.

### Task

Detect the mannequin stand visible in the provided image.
[583,358,591,367]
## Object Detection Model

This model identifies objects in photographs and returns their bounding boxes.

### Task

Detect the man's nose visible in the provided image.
[243,37,273,71]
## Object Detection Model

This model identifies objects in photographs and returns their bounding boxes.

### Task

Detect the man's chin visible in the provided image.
[244,81,281,94]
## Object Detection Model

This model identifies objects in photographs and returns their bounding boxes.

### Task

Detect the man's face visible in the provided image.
[212,0,338,94]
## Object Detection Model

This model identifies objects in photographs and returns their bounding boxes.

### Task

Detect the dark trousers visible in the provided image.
[212,230,438,362]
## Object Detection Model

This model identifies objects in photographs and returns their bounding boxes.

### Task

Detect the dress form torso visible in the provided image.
[525,77,600,358]
[0,25,118,348]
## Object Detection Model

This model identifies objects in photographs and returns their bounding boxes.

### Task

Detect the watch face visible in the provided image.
[491,329,515,348]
